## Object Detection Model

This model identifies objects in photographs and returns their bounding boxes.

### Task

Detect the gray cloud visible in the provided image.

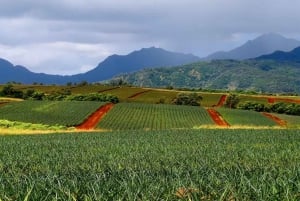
[1,0,300,74]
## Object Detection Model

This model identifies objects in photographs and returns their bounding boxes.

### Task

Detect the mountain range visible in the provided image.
[1,33,300,93]
[205,33,300,60]
[0,47,200,84]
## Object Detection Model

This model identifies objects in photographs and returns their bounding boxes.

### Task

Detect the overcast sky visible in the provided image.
[1,0,300,75]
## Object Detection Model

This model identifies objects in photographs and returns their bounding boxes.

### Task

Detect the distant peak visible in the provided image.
[140,47,164,51]
[256,33,286,40]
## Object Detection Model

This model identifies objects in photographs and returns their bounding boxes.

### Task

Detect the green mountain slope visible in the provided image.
[111,60,300,93]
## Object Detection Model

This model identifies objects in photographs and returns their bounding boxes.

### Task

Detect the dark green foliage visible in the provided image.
[112,60,300,93]
[239,101,300,116]
[0,84,24,98]
[66,93,119,103]
[172,92,203,106]
[0,85,46,100]
[238,101,266,112]
[1,130,300,200]
[224,93,240,109]
[43,93,119,103]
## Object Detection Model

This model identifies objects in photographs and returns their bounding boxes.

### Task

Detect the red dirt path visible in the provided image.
[76,103,114,130]
[268,97,300,104]
[207,108,230,127]
[128,90,152,99]
[214,94,227,107]
[262,112,287,127]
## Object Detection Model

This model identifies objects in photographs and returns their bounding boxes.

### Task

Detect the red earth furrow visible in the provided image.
[76,103,114,130]
[214,94,227,107]
[262,112,287,127]
[207,108,230,127]
[128,90,152,99]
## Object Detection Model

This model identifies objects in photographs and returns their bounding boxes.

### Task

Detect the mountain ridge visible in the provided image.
[256,46,300,62]
[110,59,300,93]
[0,47,200,84]
[204,33,300,60]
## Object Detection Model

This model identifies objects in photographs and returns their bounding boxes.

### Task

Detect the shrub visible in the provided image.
[172,93,202,106]
[224,93,240,109]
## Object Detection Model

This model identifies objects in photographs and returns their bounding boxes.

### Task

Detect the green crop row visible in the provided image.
[0,101,106,126]
[0,129,300,200]
[217,108,277,126]
[98,103,214,130]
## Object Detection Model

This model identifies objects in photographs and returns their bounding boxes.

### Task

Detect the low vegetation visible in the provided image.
[0,101,106,126]
[98,103,214,130]
[1,130,300,200]
[217,108,277,126]
[0,119,67,130]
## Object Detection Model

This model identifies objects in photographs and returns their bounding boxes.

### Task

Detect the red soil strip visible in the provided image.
[267,98,275,104]
[98,87,120,93]
[76,103,114,130]
[128,90,152,99]
[262,112,287,127]
[214,94,227,107]
[207,108,230,127]
[268,97,300,104]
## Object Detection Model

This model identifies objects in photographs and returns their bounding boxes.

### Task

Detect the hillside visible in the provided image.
[0,47,200,84]
[205,33,300,60]
[111,60,300,93]
[256,46,300,62]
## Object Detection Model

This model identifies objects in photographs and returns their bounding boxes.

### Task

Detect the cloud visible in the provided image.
[1,0,300,74]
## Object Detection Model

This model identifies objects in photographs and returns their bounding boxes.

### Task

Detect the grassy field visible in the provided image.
[239,95,269,104]
[128,90,178,104]
[0,101,106,126]
[98,103,214,130]
[129,89,224,106]
[0,129,300,200]
[275,113,300,128]
[217,108,277,127]
[100,87,149,102]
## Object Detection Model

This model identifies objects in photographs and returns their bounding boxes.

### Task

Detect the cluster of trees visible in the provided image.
[224,94,240,109]
[0,84,44,100]
[239,101,300,116]
[0,84,119,103]
[65,93,119,103]
[172,93,203,106]
[37,93,119,103]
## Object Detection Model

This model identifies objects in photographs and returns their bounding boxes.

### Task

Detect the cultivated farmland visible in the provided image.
[97,103,214,130]
[0,101,106,126]
[275,113,300,128]
[217,108,277,127]
[0,129,300,200]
